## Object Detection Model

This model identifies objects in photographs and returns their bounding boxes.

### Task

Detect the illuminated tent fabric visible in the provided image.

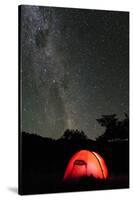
[63,150,108,181]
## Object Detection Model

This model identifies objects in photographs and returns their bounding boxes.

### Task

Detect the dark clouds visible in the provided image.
[20,5,129,139]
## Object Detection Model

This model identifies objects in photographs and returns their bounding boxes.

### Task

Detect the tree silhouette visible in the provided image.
[96,113,129,142]
[116,113,129,140]
[61,129,88,141]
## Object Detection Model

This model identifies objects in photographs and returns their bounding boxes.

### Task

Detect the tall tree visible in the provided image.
[96,114,129,142]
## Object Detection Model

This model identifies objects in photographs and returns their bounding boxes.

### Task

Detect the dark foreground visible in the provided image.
[19,132,129,195]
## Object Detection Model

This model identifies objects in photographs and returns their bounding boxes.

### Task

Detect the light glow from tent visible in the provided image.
[63,150,108,181]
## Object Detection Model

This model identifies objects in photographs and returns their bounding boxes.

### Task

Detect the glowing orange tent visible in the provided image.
[63,150,108,181]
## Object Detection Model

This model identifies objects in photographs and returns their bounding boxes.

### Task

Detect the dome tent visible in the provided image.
[63,150,108,181]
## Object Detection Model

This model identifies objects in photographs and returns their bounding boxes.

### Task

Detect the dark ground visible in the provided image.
[19,131,129,195]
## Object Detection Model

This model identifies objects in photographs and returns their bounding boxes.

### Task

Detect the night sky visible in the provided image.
[20,5,129,140]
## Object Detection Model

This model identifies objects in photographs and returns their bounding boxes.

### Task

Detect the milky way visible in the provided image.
[20,5,129,139]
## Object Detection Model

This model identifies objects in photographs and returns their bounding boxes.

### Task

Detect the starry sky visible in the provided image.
[20,5,129,140]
